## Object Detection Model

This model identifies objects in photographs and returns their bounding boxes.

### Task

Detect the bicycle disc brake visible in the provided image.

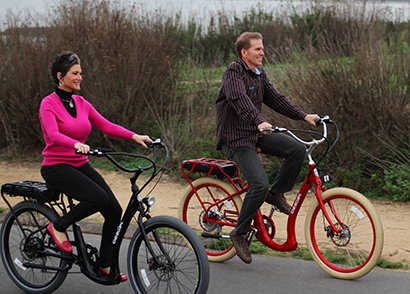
[148,255,175,281]
[199,210,222,233]
[22,235,43,260]
[326,222,351,246]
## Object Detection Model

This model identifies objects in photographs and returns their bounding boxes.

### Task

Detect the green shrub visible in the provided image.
[1,0,410,200]
[370,164,410,202]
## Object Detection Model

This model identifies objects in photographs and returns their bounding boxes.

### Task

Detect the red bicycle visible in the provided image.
[178,116,383,280]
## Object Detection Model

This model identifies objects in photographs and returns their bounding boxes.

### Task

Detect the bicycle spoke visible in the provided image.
[306,189,383,279]
[0,202,69,292]
[128,216,209,293]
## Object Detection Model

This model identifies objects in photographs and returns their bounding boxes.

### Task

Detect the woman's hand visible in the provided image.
[132,134,152,148]
[74,142,90,154]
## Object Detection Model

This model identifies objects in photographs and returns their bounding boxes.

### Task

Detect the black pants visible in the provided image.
[41,163,122,268]
[222,133,306,235]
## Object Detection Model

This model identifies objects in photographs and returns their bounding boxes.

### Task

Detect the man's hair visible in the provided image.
[235,32,263,58]
[50,51,81,86]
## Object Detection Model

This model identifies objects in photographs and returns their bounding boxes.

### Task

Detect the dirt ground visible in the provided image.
[1,159,409,268]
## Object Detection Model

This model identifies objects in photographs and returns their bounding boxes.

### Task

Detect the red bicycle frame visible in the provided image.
[181,157,342,252]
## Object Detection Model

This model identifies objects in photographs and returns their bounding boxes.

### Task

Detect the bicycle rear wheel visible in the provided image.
[178,177,242,262]
[0,201,70,293]
[127,215,210,294]
[305,187,383,279]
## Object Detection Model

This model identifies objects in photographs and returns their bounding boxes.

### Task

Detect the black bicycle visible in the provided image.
[0,139,210,293]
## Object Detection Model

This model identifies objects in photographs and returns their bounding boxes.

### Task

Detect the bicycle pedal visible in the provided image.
[247,228,258,245]
[270,205,280,212]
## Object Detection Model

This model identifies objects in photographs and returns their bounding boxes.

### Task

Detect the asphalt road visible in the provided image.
[1,233,409,294]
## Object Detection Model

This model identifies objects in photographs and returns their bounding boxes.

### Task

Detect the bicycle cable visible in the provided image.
[287,121,339,186]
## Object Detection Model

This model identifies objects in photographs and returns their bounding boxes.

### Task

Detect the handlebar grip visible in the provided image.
[145,138,162,148]
[260,127,286,133]
[75,147,110,155]
[315,115,332,126]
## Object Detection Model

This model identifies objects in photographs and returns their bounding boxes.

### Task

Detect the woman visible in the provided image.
[40,51,151,282]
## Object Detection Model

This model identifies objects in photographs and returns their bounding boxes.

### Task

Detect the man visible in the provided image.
[216,32,319,264]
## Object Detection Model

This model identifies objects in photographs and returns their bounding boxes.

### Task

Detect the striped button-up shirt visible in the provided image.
[216,59,306,150]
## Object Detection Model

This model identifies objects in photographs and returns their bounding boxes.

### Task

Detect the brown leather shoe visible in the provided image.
[229,229,252,264]
[265,192,291,215]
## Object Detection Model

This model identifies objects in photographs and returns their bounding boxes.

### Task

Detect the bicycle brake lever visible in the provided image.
[315,115,332,126]
[145,138,162,148]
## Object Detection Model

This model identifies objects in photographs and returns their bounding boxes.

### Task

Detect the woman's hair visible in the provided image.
[50,51,81,85]
[235,32,263,58]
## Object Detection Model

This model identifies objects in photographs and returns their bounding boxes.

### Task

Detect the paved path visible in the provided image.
[1,231,410,294]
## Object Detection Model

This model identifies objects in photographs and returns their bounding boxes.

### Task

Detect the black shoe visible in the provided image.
[229,229,252,264]
[265,192,291,215]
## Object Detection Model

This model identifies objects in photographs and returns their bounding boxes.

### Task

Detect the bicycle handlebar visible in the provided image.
[75,138,168,174]
[260,115,333,147]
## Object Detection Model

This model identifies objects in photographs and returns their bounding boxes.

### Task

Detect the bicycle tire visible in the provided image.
[127,215,210,294]
[305,187,383,279]
[178,177,242,262]
[0,201,70,293]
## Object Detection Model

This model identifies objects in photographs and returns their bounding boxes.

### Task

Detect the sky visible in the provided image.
[1,0,410,24]
[0,0,305,26]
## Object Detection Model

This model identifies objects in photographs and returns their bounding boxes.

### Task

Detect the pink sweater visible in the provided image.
[40,92,135,166]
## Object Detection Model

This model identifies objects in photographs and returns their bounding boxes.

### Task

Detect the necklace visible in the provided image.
[55,92,74,108]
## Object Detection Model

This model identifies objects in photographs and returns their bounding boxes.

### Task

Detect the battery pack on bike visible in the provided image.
[1,180,60,203]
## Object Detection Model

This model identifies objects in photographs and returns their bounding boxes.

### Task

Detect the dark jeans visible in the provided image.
[222,133,306,235]
[41,163,122,268]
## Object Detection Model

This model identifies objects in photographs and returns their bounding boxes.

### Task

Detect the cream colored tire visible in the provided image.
[305,187,383,279]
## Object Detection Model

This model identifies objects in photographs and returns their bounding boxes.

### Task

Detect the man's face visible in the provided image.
[241,38,264,71]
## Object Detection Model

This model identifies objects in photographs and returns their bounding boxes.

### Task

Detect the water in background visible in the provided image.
[1,0,410,25]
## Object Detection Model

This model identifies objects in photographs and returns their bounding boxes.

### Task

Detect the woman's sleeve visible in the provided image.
[88,104,135,140]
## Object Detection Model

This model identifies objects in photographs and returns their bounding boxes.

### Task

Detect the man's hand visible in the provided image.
[304,114,321,126]
[258,121,273,135]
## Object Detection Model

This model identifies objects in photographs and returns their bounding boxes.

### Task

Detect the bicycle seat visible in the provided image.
[1,180,60,203]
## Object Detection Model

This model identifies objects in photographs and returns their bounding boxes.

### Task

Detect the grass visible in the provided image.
[88,153,157,172]
[196,230,409,271]
[259,245,313,261]
[377,258,410,270]
[259,245,409,271]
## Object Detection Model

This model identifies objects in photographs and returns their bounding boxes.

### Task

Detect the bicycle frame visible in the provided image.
[1,140,169,286]
[74,141,170,285]
[181,118,343,252]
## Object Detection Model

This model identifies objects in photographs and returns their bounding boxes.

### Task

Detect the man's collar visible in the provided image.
[238,59,261,75]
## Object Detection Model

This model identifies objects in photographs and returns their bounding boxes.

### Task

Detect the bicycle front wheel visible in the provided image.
[178,177,242,262]
[0,201,70,293]
[305,187,383,279]
[127,215,210,294]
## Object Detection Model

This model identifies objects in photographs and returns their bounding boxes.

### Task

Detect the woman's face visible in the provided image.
[58,64,82,92]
